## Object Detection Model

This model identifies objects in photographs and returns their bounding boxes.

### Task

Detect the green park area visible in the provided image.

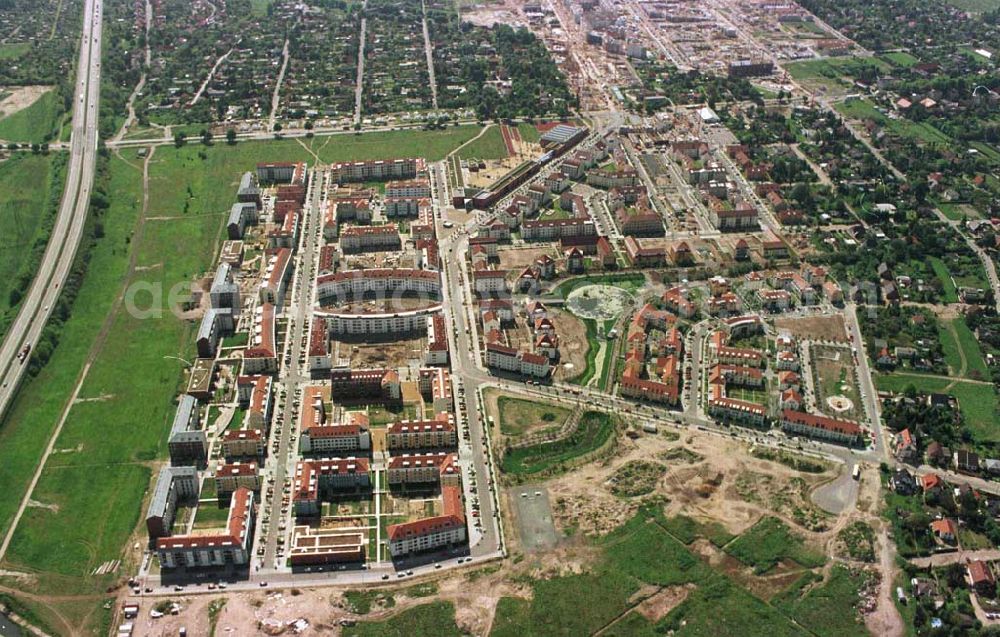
[501,411,616,477]
[496,395,572,437]
[876,373,999,442]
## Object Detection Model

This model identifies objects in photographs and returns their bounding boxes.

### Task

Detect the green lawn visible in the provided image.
[880,51,919,68]
[724,517,826,574]
[772,566,869,637]
[0,153,64,327]
[0,90,63,143]
[0,43,30,61]
[502,411,616,476]
[456,125,509,161]
[939,318,989,379]
[344,601,462,637]
[928,257,959,302]
[570,318,601,387]
[496,395,571,437]
[835,98,950,145]
[516,122,541,143]
[875,374,1000,442]
[191,500,233,529]
[944,0,1000,11]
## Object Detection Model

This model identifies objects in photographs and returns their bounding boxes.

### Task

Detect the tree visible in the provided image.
[226,129,237,145]
[201,129,213,145]
[174,132,187,148]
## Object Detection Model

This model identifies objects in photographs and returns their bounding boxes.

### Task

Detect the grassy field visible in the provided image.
[570,318,601,386]
[456,125,509,161]
[502,411,616,476]
[928,256,959,302]
[724,516,825,574]
[517,122,541,143]
[835,98,951,145]
[0,43,30,61]
[876,373,1000,442]
[659,514,736,547]
[940,318,989,379]
[344,601,462,636]
[0,90,63,143]
[772,566,869,637]
[0,153,64,324]
[880,51,920,68]
[944,0,1000,11]
[496,395,571,437]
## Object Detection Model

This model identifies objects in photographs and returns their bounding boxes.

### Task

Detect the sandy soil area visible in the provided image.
[774,314,849,342]
[0,85,50,121]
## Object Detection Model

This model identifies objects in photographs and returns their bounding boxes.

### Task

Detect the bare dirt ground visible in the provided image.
[774,314,849,342]
[331,337,425,368]
[497,245,559,271]
[634,584,694,622]
[545,431,834,538]
[0,85,50,120]
[548,308,588,381]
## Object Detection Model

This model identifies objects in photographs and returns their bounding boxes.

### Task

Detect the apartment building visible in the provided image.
[425,314,449,365]
[387,452,459,486]
[385,179,431,198]
[521,217,596,242]
[330,158,421,183]
[244,303,277,374]
[259,248,292,305]
[290,526,366,566]
[167,394,208,466]
[316,268,441,302]
[156,487,255,569]
[780,410,862,446]
[387,485,466,558]
[196,307,234,358]
[293,457,371,516]
[387,416,457,451]
[339,225,401,253]
[329,368,401,403]
[145,466,199,539]
[214,462,261,495]
[221,429,266,459]
[227,202,259,240]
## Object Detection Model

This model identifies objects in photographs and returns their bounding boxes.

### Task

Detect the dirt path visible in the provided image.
[865,526,904,637]
[268,38,290,130]
[909,548,1000,568]
[189,45,236,107]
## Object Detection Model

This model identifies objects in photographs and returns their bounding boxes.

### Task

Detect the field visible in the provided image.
[875,373,999,442]
[493,507,844,637]
[835,98,951,145]
[944,0,1000,11]
[456,125,510,161]
[501,411,616,477]
[495,395,572,437]
[939,318,989,379]
[0,154,64,328]
[0,90,62,143]
[784,57,889,92]
[0,43,30,61]
[880,51,919,68]
[724,517,826,574]
[928,256,959,302]
[343,601,462,636]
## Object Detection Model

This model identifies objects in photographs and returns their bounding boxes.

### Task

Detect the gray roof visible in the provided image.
[170,394,199,437]
[228,202,256,227]
[146,465,197,520]
[541,124,585,145]
[211,262,233,292]
[237,172,260,197]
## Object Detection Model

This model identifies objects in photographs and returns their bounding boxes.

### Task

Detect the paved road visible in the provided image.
[0,0,103,558]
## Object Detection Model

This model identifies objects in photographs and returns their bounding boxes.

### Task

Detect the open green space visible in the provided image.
[724,517,826,574]
[0,43,30,61]
[928,257,959,302]
[943,0,1000,11]
[939,318,989,379]
[880,51,920,68]
[936,203,979,221]
[496,395,571,437]
[517,122,541,143]
[191,501,231,529]
[772,566,869,637]
[875,373,999,442]
[0,90,63,143]
[344,601,461,637]
[835,98,951,145]
[493,508,831,637]
[570,318,601,387]
[456,125,509,161]
[659,514,736,547]
[502,411,616,476]
[0,153,64,327]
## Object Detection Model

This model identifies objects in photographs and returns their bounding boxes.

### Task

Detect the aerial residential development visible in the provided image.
[2,0,1000,635]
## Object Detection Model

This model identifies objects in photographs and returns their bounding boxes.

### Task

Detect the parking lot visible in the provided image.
[510,485,559,552]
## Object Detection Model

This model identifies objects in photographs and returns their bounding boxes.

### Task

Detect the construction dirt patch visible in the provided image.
[634,584,695,621]
[774,314,849,342]
[0,85,50,120]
